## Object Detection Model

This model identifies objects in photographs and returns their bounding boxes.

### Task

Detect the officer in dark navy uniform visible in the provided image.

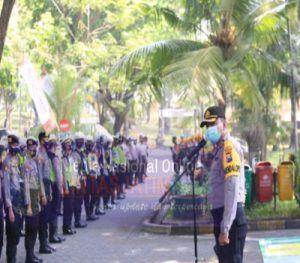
[84,136,99,221]
[73,132,87,228]
[47,135,65,244]
[0,139,7,259]
[199,106,247,263]
[3,135,24,263]
[62,137,78,235]
[37,132,55,254]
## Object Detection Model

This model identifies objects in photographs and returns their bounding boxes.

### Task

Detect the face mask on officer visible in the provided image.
[63,143,72,152]
[206,126,221,144]
[76,139,84,150]
[206,118,226,145]
[46,141,57,154]
[9,145,21,156]
[28,148,37,158]
[85,142,94,152]
[41,138,49,148]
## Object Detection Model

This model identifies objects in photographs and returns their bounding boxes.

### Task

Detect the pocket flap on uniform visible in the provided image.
[235,207,247,226]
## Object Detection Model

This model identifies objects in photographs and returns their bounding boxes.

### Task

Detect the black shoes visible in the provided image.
[87,215,99,221]
[95,209,106,215]
[63,227,77,235]
[26,254,43,263]
[25,257,43,263]
[39,246,52,254]
[74,222,87,228]
[47,244,56,252]
[49,235,65,243]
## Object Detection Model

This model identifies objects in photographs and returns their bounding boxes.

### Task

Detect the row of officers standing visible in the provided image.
[0,132,149,263]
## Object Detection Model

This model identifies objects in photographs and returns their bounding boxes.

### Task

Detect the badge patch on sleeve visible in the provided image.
[223,140,241,178]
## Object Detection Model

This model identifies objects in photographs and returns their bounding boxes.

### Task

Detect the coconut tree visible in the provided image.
[113,0,289,110]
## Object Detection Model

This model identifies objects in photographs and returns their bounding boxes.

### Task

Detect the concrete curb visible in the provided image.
[142,213,300,235]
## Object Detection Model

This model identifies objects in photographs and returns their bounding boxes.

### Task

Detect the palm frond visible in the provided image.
[163,46,224,79]
[235,0,288,42]
[162,46,227,102]
[231,62,265,109]
[111,40,205,76]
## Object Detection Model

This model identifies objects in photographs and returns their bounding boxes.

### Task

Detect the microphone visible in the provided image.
[182,139,206,164]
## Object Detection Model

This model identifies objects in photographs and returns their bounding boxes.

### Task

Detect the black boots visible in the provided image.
[62,226,76,235]
[25,228,43,263]
[49,222,66,243]
[7,245,17,263]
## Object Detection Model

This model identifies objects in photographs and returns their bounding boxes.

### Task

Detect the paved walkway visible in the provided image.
[10,149,300,263]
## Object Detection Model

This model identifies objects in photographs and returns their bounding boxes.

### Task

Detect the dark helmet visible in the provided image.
[8,134,19,145]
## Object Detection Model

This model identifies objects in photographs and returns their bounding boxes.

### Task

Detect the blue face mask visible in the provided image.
[206,126,221,144]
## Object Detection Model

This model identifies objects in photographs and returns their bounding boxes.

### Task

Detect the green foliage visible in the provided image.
[46,66,85,127]
[172,181,208,196]
[0,59,17,103]
[0,0,298,138]
[246,199,300,219]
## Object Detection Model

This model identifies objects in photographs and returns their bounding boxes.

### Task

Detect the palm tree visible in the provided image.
[113,0,288,109]
[46,66,85,131]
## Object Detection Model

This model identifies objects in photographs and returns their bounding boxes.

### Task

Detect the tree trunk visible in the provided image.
[287,14,298,151]
[113,111,126,134]
[0,0,15,64]
[146,99,151,123]
[123,114,129,137]
[5,101,12,130]
[100,104,107,125]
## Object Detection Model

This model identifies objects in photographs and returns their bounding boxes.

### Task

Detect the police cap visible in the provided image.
[200,106,225,128]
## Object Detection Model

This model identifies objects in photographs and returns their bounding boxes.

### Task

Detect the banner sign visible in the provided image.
[20,60,57,133]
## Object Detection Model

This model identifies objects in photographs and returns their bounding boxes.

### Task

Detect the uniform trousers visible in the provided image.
[211,204,248,263]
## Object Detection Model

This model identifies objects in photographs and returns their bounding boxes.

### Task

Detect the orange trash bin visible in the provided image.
[278,161,295,201]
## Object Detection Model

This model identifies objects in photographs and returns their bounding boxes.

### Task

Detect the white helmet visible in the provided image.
[48,134,57,141]
[74,132,85,140]
[85,135,94,142]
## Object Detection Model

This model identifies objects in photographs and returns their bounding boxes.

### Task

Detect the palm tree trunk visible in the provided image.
[146,97,152,123]
[287,14,298,151]
[0,0,15,64]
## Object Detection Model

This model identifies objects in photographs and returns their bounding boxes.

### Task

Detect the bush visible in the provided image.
[172,181,208,196]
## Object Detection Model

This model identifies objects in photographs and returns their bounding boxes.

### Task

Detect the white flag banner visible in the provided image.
[20,60,57,133]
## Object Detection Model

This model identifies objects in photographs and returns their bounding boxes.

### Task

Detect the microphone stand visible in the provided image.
[159,149,201,263]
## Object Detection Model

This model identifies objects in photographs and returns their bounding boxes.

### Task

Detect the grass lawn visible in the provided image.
[246,198,300,220]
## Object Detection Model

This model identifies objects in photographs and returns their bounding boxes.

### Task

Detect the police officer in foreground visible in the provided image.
[198,106,247,263]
